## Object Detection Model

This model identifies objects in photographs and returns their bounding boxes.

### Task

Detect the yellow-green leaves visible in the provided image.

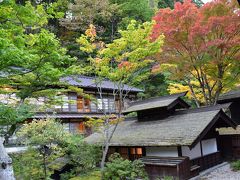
[77,20,164,86]
[1,2,76,100]
[77,35,97,53]
[17,119,70,146]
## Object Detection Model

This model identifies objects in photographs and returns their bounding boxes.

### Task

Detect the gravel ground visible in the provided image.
[200,163,240,180]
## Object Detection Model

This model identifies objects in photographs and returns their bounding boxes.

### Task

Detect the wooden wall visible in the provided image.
[230,101,240,124]
[142,157,191,180]
[190,152,222,171]
[219,135,240,159]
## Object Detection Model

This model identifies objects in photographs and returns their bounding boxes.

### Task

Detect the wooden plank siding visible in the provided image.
[142,157,191,180]
[219,135,240,159]
[190,152,222,171]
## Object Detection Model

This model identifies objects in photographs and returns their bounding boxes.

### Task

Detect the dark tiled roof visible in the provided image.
[218,89,240,103]
[61,75,143,92]
[123,92,189,113]
[85,108,236,147]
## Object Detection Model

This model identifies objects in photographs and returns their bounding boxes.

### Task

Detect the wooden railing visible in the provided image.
[190,152,222,171]
[140,156,191,180]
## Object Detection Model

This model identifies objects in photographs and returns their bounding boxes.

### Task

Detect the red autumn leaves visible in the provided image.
[151,0,240,56]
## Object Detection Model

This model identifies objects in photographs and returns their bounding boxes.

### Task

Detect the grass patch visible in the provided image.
[231,160,240,171]
[69,170,101,180]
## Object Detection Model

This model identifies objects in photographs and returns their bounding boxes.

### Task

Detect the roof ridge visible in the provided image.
[174,104,231,115]
[128,91,187,106]
[61,75,143,92]
[218,88,240,100]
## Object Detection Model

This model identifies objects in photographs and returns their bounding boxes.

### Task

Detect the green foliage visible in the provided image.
[77,20,164,87]
[157,0,203,9]
[0,0,47,74]
[15,0,69,19]
[0,0,76,100]
[12,146,64,180]
[17,119,70,146]
[63,135,101,174]
[13,124,101,179]
[11,148,45,180]
[69,170,101,180]
[0,0,77,147]
[60,0,119,31]
[10,28,76,100]
[77,20,164,170]
[0,103,33,127]
[111,0,154,23]
[231,160,240,171]
[16,119,69,179]
[103,153,148,180]
[163,176,174,180]
[138,74,169,99]
[0,103,33,143]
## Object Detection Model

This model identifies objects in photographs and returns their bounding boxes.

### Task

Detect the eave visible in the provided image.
[189,109,237,149]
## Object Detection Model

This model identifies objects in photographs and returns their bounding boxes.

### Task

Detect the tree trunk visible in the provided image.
[0,137,15,180]
[100,143,109,170]
[43,153,47,180]
[187,79,200,107]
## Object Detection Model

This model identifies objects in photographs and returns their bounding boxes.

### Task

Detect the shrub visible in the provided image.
[156,176,173,180]
[231,160,240,171]
[16,119,69,179]
[103,153,148,180]
[69,170,101,180]
[163,176,174,180]
[65,135,101,171]
[60,135,101,179]
[11,148,46,180]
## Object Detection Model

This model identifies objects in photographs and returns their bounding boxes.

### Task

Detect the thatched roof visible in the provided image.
[218,125,240,135]
[218,89,240,103]
[123,92,189,113]
[48,157,70,171]
[85,108,236,148]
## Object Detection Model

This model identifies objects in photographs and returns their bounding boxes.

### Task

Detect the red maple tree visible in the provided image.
[152,0,240,106]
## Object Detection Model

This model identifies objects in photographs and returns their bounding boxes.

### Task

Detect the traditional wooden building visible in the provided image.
[86,92,237,180]
[0,75,142,136]
[217,89,240,159]
[32,75,142,134]
[218,89,240,124]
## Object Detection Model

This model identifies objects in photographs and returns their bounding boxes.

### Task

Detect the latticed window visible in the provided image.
[55,95,69,112]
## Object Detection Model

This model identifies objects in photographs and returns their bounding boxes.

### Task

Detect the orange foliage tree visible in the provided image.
[151,0,240,106]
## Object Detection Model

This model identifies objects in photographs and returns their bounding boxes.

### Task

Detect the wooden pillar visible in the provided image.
[177,146,182,156]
